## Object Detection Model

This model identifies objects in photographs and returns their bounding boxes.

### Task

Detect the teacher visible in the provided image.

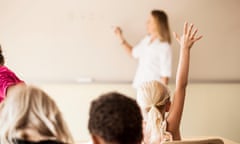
[114,10,172,88]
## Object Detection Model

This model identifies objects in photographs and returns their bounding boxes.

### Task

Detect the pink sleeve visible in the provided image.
[0,66,23,102]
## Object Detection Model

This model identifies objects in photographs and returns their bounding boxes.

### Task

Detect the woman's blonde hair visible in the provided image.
[151,10,171,44]
[0,85,73,144]
[137,80,170,143]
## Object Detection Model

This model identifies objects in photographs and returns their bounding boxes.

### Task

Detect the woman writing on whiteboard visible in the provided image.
[114,10,172,88]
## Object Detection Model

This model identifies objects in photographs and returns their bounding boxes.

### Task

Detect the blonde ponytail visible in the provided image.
[137,80,170,143]
[146,105,163,143]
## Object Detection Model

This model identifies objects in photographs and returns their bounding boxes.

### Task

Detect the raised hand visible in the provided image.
[173,22,202,49]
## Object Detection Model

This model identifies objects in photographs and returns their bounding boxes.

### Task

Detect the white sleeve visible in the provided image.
[160,45,172,77]
[132,36,148,58]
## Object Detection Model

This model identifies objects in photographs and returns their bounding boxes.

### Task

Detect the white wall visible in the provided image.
[0,0,239,82]
[38,83,240,143]
[0,0,239,142]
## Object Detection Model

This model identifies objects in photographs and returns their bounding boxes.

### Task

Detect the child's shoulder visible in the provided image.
[0,65,11,72]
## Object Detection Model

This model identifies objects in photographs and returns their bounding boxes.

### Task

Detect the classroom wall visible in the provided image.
[0,0,239,82]
[0,0,239,142]
[38,83,240,143]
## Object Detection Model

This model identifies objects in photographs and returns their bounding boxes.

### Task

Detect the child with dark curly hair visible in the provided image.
[88,92,143,144]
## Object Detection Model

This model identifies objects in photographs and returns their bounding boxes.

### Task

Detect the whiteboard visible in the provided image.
[0,0,239,83]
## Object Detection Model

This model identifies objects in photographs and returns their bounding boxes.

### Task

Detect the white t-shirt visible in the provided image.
[132,35,172,88]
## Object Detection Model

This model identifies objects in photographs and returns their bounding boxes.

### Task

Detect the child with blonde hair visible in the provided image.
[0,85,73,144]
[137,22,202,144]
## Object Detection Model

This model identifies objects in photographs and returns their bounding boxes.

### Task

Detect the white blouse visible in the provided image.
[132,36,172,88]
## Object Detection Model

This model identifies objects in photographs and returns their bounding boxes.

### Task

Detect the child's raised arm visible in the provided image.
[167,22,202,140]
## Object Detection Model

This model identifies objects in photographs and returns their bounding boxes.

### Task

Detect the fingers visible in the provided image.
[191,28,198,39]
[114,27,122,35]
[187,23,194,37]
[175,22,202,48]
[191,28,203,42]
[186,23,202,42]
[114,27,119,32]
[173,32,180,43]
[184,22,188,35]
[194,35,203,42]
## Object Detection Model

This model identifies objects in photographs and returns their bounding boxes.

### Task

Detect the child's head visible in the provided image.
[137,80,171,143]
[0,85,73,144]
[88,92,143,144]
[147,10,171,43]
[0,45,5,65]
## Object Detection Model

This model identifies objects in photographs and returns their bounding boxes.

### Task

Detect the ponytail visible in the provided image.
[146,105,163,143]
[137,80,171,143]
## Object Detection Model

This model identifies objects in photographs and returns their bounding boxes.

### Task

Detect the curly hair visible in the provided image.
[88,92,143,144]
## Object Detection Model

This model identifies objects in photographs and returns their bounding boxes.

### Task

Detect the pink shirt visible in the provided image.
[0,66,23,102]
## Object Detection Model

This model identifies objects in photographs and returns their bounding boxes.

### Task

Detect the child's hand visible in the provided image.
[174,22,202,49]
